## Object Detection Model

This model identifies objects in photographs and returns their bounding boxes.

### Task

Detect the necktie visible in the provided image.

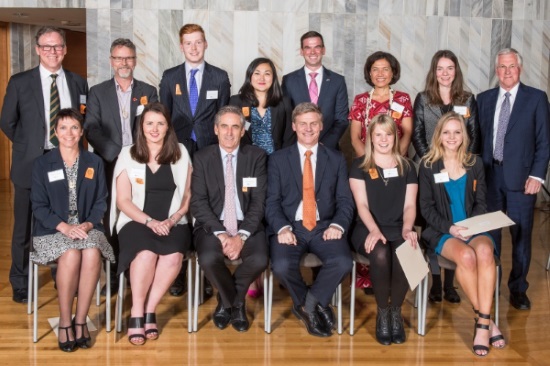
[308,72,319,105]
[189,68,199,141]
[49,74,60,146]
[303,150,316,231]
[494,92,511,162]
[223,153,238,236]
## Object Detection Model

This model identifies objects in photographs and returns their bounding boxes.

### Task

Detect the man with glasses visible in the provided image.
[85,38,158,293]
[0,26,88,303]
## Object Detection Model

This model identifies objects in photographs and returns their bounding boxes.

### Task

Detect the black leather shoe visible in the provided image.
[510,292,531,310]
[213,295,231,329]
[73,319,91,349]
[169,273,186,297]
[58,325,77,352]
[428,286,442,303]
[291,304,331,337]
[390,306,406,344]
[316,304,336,330]
[376,307,392,345]
[444,287,461,303]
[12,289,28,304]
[231,303,250,332]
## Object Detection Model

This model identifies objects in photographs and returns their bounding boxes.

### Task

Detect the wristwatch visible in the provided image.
[239,233,249,242]
[145,217,153,225]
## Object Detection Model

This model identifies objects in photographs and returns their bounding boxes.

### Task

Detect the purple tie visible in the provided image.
[309,72,318,104]
[494,92,511,162]
[189,68,199,141]
[223,153,238,236]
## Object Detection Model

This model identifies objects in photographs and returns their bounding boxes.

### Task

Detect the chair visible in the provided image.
[546,253,550,271]
[115,253,194,334]
[193,257,269,332]
[265,253,343,335]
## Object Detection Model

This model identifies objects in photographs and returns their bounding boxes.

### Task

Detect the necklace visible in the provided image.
[376,166,389,186]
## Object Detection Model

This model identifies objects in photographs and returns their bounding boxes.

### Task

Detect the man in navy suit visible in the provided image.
[266,103,354,337]
[478,48,550,310]
[0,26,88,303]
[281,31,348,149]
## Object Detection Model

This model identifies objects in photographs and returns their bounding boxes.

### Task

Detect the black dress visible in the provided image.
[117,164,190,275]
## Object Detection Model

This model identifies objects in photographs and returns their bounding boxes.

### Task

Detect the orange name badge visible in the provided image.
[175,84,182,95]
[464,107,471,118]
[242,107,250,117]
[391,110,402,119]
[140,96,148,105]
[242,186,248,192]
[369,168,379,179]
[85,167,94,179]
[135,177,144,185]
[473,179,477,192]
[80,104,86,114]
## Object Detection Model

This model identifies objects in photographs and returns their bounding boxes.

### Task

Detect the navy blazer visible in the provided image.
[265,143,354,235]
[0,66,88,188]
[159,62,231,151]
[31,149,108,236]
[282,67,349,149]
[477,83,550,191]
[85,78,159,163]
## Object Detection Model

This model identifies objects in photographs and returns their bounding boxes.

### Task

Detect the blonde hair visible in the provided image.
[359,114,409,175]
[422,112,474,168]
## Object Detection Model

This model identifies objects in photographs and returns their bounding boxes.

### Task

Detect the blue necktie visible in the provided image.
[189,68,199,141]
[494,92,511,162]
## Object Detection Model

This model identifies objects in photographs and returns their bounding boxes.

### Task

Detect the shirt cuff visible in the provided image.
[277,225,292,235]
[238,229,251,237]
[528,175,545,184]
[213,231,226,237]
[329,223,345,233]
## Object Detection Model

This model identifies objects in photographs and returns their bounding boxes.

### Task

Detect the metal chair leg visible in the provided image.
[336,283,342,335]
[263,269,269,332]
[266,270,273,334]
[349,260,356,336]
[106,260,111,332]
[33,263,38,343]
[187,257,193,333]
[495,264,500,327]
[115,272,125,333]
[28,257,33,315]
[193,257,200,332]
[547,253,550,271]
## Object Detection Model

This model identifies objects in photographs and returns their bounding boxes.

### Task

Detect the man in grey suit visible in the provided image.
[0,26,88,303]
[281,31,349,149]
[85,38,158,291]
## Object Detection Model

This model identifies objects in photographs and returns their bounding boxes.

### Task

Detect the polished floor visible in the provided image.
[1,179,550,365]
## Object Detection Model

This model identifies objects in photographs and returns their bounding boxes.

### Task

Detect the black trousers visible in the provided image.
[10,184,32,291]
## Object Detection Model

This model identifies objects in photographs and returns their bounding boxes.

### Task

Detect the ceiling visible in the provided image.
[0,8,86,32]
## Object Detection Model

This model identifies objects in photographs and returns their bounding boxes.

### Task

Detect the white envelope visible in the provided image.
[396,241,429,290]
[454,211,515,237]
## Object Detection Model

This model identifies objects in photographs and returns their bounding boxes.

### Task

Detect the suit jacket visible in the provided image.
[228,94,293,150]
[265,144,354,235]
[190,144,267,236]
[30,148,107,236]
[84,78,158,163]
[159,62,231,151]
[282,67,349,149]
[412,91,480,157]
[477,83,550,191]
[0,66,88,188]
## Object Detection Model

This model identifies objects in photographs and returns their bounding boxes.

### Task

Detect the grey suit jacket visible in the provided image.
[84,78,158,162]
[0,66,88,188]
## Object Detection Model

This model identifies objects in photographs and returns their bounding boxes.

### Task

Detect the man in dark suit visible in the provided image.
[266,102,354,337]
[478,48,550,310]
[160,23,231,296]
[191,106,268,332]
[0,26,88,303]
[281,31,348,149]
[84,38,158,292]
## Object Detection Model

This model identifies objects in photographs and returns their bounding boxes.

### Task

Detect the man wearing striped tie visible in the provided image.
[0,26,88,304]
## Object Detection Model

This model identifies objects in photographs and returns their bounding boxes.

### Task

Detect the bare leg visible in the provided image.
[74,248,101,339]
[56,249,81,343]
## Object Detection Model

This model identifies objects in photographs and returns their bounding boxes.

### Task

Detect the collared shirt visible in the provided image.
[185,62,205,94]
[304,65,324,97]
[492,82,519,151]
[40,64,72,149]
[295,143,319,221]
[115,78,134,146]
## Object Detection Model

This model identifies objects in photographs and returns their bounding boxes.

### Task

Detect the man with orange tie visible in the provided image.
[266,103,354,337]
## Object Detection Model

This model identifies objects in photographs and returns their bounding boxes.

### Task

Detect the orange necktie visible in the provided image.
[303,150,316,230]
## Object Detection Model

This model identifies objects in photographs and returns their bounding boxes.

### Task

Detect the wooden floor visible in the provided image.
[1,179,550,365]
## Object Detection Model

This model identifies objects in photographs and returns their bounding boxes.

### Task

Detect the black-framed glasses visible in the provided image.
[110,56,137,63]
[37,44,65,52]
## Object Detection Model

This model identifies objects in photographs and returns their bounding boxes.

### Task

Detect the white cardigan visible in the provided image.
[110,143,190,233]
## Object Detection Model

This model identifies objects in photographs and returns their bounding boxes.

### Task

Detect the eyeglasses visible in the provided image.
[37,44,65,52]
[110,56,137,63]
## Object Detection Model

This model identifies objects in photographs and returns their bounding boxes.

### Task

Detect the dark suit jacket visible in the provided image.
[190,144,267,236]
[477,83,550,191]
[281,67,349,149]
[84,78,158,163]
[30,149,108,236]
[159,62,231,151]
[228,94,293,150]
[265,144,354,235]
[0,66,88,188]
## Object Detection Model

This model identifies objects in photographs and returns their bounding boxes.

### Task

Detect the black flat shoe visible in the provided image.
[375,307,391,345]
[73,320,91,349]
[231,303,250,332]
[58,325,77,352]
[12,289,28,304]
[127,317,146,346]
[169,273,186,297]
[428,286,442,303]
[144,313,159,340]
[213,294,231,330]
[444,287,461,303]
[510,292,531,310]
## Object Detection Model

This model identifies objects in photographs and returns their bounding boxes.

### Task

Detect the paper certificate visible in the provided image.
[396,241,429,290]
[454,211,515,237]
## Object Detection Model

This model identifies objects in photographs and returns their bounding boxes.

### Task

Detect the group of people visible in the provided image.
[1,23,548,358]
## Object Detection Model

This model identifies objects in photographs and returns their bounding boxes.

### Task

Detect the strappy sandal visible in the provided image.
[474,308,505,349]
[144,313,159,340]
[128,317,146,346]
[472,312,491,357]
[73,319,91,349]
[58,325,77,352]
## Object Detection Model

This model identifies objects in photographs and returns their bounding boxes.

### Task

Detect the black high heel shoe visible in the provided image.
[58,325,77,352]
[73,320,91,349]
[472,312,491,357]
[144,313,159,340]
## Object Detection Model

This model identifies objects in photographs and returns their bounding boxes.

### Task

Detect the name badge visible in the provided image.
[453,105,469,117]
[368,168,379,179]
[434,172,450,183]
[131,168,145,184]
[206,90,218,99]
[243,177,257,188]
[245,121,251,131]
[48,169,65,182]
[383,168,398,178]
[80,95,86,104]
[136,105,145,116]
[390,101,405,113]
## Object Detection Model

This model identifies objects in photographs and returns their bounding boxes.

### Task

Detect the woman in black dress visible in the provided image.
[111,102,192,345]
[349,114,418,345]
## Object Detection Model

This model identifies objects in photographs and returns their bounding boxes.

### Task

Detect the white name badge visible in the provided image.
[390,101,405,113]
[136,105,145,116]
[245,121,251,131]
[80,95,87,104]
[383,168,399,178]
[130,168,145,179]
[206,90,219,99]
[434,172,450,183]
[48,169,65,182]
[243,177,257,188]
[453,105,468,115]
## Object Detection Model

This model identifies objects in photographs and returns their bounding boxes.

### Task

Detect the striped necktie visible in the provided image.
[49,74,60,146]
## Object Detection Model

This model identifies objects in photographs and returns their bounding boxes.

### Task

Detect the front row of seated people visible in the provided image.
[30,103,503,355]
